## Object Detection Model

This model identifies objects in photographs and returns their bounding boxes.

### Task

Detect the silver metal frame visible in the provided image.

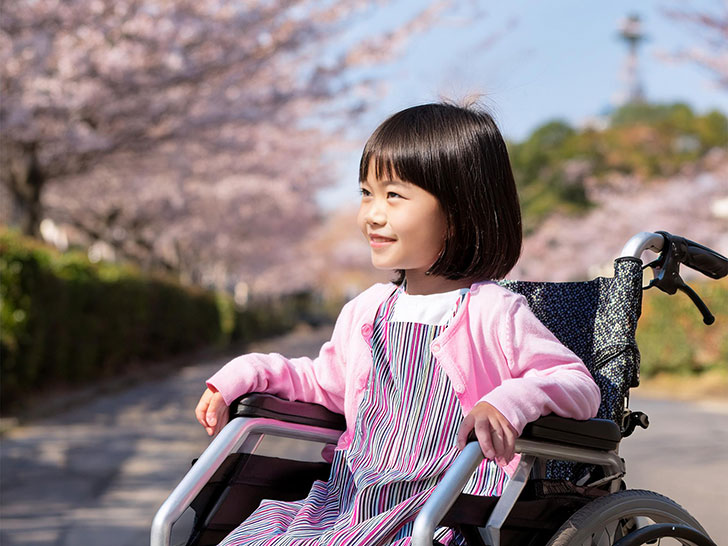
[619,231,664,260]
[410,439,625,546]
[150,418,342,546]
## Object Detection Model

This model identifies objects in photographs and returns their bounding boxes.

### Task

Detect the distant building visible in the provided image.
[581,14,648,133]
[616,13,647,106]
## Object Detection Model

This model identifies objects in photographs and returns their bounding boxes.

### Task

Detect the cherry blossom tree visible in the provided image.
[661,1,728,90]
[1,0,471,291]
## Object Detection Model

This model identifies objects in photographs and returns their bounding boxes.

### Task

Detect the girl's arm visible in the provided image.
[205,337,347,410]
[195,339,347,436]
[480,294,602,436]
[193,284,383,435]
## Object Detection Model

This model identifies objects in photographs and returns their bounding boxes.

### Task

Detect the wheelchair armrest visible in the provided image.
[521,415,621,451]
[231,393,346,431]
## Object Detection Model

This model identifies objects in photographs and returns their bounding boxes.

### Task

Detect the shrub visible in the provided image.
[637,277,728,377]
[509,103,728,232]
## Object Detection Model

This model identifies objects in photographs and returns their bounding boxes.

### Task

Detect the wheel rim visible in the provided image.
[581,516,711,546]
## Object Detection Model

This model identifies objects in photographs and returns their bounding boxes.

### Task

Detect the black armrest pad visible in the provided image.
[521,415,621,451]
[231,393,346,431]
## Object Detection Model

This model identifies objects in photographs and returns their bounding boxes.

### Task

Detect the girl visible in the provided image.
[195,102,601,545]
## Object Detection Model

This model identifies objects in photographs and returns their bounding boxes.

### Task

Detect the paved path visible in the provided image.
[0,327,331,546]
[0,357,222,546]
[1,326,726,545]
[619,396,728,541]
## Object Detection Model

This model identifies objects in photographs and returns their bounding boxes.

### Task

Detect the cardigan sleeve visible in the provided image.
[206,304,354,415]
[205,282,393,415]
[479,294,601,434]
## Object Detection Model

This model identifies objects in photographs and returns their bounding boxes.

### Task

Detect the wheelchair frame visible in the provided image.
[151,231,722,546]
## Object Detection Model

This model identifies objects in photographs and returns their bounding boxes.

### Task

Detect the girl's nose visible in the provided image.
[364,200,386,226]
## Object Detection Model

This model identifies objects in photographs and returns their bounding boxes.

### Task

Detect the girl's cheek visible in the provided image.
[356,207,368,234]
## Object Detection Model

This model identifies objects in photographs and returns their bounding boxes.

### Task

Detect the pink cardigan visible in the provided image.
[208,282,601,475]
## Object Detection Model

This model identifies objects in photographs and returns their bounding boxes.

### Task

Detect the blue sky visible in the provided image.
[319,0,727,207]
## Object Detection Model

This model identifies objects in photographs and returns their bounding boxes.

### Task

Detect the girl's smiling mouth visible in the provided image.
[368,234,396,247]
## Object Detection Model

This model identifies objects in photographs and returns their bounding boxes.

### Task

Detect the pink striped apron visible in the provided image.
[219,288,508,546]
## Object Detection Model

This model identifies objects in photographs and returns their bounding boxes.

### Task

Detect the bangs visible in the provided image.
[358,109,438,193]
[359,151,402,184]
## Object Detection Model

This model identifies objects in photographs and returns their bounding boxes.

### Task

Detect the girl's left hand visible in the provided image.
[456,401,517,465]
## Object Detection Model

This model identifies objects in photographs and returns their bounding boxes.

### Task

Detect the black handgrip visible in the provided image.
[657,231,728,279]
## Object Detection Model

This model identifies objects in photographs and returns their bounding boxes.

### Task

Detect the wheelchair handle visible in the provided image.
[621,231,728,325]
[619,231,665,259]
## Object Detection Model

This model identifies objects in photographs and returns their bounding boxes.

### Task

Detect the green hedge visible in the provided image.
[230,291,340,345]
[0,230,336,413]
[0,230,225,411]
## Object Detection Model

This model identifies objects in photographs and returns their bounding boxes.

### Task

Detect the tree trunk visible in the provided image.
[4,143,45,237]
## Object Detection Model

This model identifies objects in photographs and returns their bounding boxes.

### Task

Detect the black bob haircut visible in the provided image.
[359,102,522,282]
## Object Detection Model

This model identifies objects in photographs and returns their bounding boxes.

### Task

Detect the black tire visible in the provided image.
[612,523,716,546]
[545,489,709,546]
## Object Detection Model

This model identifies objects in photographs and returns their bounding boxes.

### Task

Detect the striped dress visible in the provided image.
[219,287,509,546]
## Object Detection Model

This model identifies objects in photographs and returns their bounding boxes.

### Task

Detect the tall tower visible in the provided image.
[618,14,647,105]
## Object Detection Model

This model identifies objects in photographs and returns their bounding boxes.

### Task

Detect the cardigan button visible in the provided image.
[431,342,441,353]
[454,383,465,394]
[361,324,373,338]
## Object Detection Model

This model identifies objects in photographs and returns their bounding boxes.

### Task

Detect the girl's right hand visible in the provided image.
[456,401,517,465]
[195,387,229,436]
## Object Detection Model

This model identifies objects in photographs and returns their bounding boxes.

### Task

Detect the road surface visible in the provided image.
[1,326,726,545]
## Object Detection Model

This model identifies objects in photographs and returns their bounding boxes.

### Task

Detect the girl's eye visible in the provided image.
[387,191,402,199]
[359,188,371,197]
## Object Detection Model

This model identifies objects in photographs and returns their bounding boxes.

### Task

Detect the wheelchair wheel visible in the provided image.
[545,489,710,546]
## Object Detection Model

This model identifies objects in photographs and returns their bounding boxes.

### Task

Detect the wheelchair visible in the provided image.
[151,231,727,546]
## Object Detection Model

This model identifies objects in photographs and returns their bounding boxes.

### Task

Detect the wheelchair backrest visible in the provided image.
[498,257,644,428]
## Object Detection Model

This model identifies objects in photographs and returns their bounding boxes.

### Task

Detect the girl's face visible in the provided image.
[357,163,448,291]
